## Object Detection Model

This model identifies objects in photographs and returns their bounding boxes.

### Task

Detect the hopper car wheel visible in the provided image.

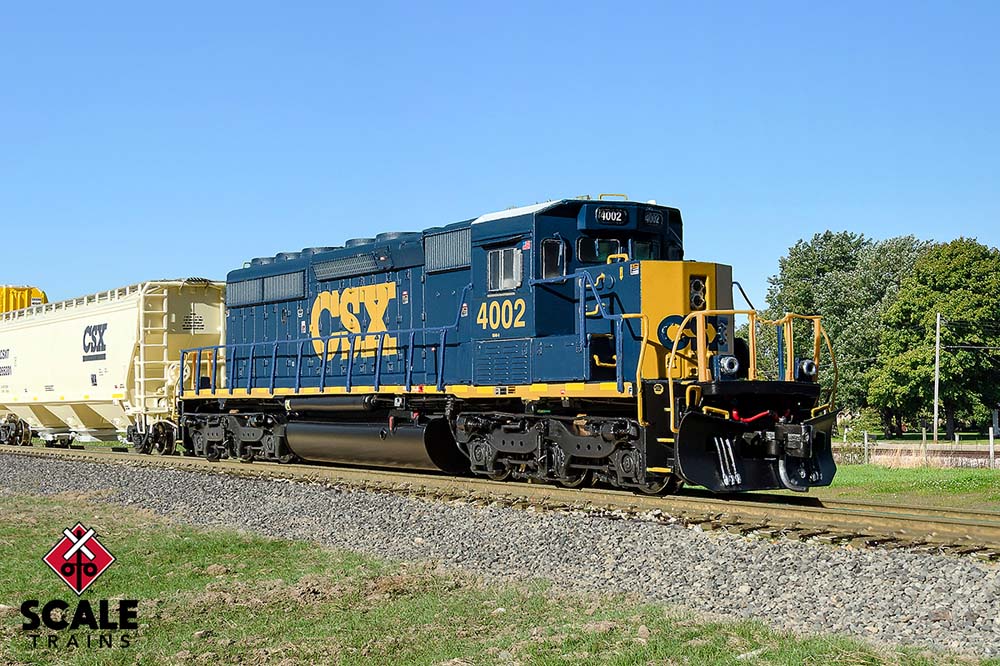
[133,432,152,455]
[17,420,32,447]
[150,422,176,456]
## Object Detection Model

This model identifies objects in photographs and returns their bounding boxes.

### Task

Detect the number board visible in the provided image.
[595,207,628,225]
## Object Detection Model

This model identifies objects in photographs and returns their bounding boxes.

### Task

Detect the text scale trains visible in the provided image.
[0,196,838,493]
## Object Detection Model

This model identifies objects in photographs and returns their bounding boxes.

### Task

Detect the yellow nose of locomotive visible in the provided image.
[638,261,736,381]
[632,259,838,493]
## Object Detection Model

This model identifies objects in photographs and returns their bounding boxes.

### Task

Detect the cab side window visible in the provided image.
[487,246,522,292]
[541,239,566,278]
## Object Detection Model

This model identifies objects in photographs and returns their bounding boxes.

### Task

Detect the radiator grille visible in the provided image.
[425,227,471,273]
[314,254,379,280]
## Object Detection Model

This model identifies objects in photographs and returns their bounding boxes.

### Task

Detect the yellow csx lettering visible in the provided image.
[309,284,397,359]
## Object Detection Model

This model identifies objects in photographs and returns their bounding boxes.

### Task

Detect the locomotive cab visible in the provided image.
[466,196,838,493]
[544,200,837,493]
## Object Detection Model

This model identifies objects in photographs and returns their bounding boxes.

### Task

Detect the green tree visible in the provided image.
[757,231,868,388]
[868,238,1000,439]
[760,232,926,430]
[821,236,927,431]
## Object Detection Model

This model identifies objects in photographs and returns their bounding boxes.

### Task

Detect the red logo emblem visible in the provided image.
[43,523,116,595]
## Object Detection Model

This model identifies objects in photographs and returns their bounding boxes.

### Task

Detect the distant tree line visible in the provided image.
[758,233,1000,439]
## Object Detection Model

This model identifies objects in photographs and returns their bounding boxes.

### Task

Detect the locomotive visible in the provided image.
[175,196,838,493]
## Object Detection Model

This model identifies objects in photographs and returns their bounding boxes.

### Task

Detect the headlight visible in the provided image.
[689,276,707,310]
[718,355,740,376]
[796,359,818,381]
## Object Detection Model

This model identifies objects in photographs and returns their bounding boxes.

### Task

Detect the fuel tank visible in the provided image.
[284,419,467,474]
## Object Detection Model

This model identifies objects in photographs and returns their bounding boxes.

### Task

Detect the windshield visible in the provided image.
[577,237,621,263]
[632,240,658,260]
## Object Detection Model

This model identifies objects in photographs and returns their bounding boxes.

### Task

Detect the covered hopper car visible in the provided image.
[0,280,225,448]
[176,196,838,493]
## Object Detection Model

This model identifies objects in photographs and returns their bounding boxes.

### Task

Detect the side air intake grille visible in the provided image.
[263,271,305,302]
[226,279,263,306]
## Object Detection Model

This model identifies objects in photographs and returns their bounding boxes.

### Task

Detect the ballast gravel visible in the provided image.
[1,453,997,656]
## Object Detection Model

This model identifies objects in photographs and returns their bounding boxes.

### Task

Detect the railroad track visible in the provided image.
[3,443,1000,560]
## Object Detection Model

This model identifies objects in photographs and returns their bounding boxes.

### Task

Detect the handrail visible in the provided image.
[530,269,645,401]
[621,313,650,424]
[764,313,838,416]
[180,284,472,397]
[665,309,837,433]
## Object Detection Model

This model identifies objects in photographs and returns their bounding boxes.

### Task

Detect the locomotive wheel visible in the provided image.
[558,470,590,489]
[487,468,511,481]
[636,474,683,495]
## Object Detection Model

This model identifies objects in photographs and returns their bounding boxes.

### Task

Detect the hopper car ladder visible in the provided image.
[133,285,172,419]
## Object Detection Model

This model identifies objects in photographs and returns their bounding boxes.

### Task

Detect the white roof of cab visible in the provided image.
[472,201,558,225]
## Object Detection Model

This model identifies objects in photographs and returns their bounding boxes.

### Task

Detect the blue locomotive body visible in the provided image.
[218,198,681,393]
[179,197,837,494]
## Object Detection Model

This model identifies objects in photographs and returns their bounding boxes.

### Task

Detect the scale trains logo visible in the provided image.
[19,522,138,650]
[309,283,398,359]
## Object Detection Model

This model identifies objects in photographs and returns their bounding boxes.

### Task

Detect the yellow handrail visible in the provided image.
[620,313,650,424]
[664,309,837,433]
[592,354,617,368]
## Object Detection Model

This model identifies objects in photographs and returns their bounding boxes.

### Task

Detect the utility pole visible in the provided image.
[933,312,941,445]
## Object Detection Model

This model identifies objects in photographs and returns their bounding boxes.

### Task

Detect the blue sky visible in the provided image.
[2,2,997,304]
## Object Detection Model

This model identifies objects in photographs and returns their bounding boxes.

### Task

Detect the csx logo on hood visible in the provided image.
[82,324,108,362]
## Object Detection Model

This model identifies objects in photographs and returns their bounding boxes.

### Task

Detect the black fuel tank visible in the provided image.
[284,419,467,474]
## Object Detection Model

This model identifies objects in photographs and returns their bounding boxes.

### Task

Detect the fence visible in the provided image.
[833,427,997,469]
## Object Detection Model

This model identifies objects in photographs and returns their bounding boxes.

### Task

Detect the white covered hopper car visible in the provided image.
[0,280,225,450]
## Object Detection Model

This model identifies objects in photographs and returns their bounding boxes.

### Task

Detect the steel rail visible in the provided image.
[3,444,1000,555]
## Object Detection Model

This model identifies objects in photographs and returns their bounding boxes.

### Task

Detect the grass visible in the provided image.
[802,464,1000,510]
[0,493,988,665]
